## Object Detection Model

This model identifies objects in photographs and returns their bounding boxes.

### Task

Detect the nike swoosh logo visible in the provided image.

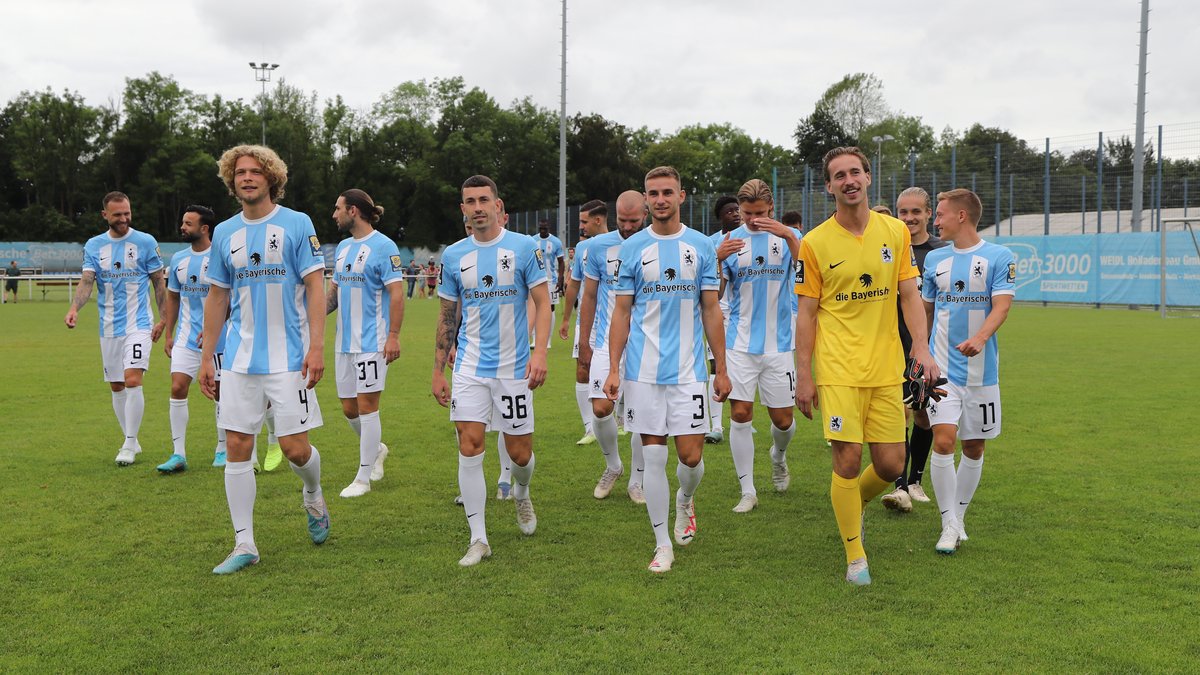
[607,258,619,264]
[300,417,309,424]
[642,259,656,266]
[652,522,664,528]
[959,502,970,505]
[936,271,948,277]
[981,426,994,432]
[691,422,704,428]
[460,265,475,272]
[846,536,859,542]
[235,528,246,534]
[467,512,478,518]
[231,246,244,254]
[512,423,525,429]
[940,510,950,515]
[829,261,845,269]
[636,468,644,473]
[737,474,747,480]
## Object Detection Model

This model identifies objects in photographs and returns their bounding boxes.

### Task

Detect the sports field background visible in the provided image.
[1,299,1196,671]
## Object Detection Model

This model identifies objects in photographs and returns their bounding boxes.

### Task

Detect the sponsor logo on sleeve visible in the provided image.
[309,235,321,255]
[534,248,546,270]
[1007,261,1016,284]
[391,255,403,272]
[795,260,804,285]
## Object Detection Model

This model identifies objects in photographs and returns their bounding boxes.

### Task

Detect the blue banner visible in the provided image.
[992,232,1200,306]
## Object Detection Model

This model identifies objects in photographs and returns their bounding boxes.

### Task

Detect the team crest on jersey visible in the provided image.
[268,234,280,252]
[973,261,984,278]
[771,241,781,257]
[309,235,321,255]
[533,249,546,270]
[500,256,512,271]
[829,415,843,433]
[795,260,804,284]
[128,248,137,260]
[683,250,695,267]
[880,245,893,263]
[592,378,601,392]
[1007,262,1016,283]
[390,255,403,272]
[355,250,367,267]
[626,408,635,423]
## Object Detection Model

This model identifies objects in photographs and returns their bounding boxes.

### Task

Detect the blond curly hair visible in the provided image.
[217,145,288,202]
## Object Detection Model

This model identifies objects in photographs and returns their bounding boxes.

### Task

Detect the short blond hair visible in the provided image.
[644,166,681,186]
[872,205,893,216]
[736,178,773,204]
[218,145,288,202]
[937,188,982,225]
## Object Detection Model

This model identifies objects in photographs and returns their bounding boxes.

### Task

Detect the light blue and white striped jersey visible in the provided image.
[569,235,603,333]
[582,230,625,350]
[81,228,163,338]
[205,205,325,375]
[922,240,1016,387]
[709,229,734,317]
[439,229,547,379]
[167,246,225,354]
[535,233,565,288]
[616,225,718,384]
[721,225,796,354]
[333,230,404,354]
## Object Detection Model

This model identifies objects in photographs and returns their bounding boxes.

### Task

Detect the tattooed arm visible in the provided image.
[325,281,339,315]
[63,270,96,328]
[430,297,461,407]
[150,270,168,341]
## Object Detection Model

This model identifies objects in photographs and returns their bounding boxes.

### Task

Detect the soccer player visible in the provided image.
[156,205,227,473]
[577,190,648,502]
[326,189,404,498]
[64,191,167,466]
[793,147,939,586]
[604,166,730,573]
[530,219,565,349]
[198,144,330,575]
[703,196,743,443]
[432,175,551,567]
[558,200,609,446]
[720,179,801,513]
[922,189,1014,554]
[881,187,949,512]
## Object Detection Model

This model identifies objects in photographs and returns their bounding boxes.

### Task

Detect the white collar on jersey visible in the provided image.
[646,223,688,240]
[241,204,281,225]
[952,240,986,254]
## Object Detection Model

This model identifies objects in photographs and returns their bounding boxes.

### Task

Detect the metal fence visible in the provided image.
[509,121,1200,250]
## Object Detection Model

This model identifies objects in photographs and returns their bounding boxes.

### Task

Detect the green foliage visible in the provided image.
[1,301,1196,671]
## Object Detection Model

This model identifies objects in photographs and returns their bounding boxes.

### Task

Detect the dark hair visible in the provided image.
[822,146,872,182]
[538,219,550,229]
[341,189,385,224]
[183,204,216,229]
[781,210,803,227]
[581,200,607,218]
[462,175,499,199]
[102,191,129,209]
[713,195,738,218]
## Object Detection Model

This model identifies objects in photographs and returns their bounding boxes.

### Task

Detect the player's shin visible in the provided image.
[730,420,756,495]
[831,473,866,563]
[930,453,958,528]
[769,421,795,463]
[642,444,671,548]
[169,399,189,457]
[629,433,644,488]
[354,411,381,484]
[290,446,324,504]
[676,458,705,505]
[111,389,128,436]
[858,464,892,506]
[123,386,145,449]
[458,453,488,544]
[955,454,984,523]
[593,413,621,471]
[225,460,257,550]
[575,383,593,435]
[510,452,535,500]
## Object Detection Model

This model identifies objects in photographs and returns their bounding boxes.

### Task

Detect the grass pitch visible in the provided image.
[1,299,1196,672]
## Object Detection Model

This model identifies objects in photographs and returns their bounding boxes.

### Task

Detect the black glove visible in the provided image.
[902,358,948,410]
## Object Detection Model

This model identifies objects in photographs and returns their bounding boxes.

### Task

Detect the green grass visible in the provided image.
[1,299,1196,672]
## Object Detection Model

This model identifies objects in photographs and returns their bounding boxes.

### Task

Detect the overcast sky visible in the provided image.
[2,0,1196,154]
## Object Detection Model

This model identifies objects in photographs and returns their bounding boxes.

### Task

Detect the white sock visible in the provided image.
[123,386,144,449]
[930,452,958,528]
[224,460,257,550]
[215,403,226,453]
[458,453,488,545]
[511,452,535,500]
[642,444,671,549]
[708,380,722,431]
[615,396,625,427]
[769,421,796,463]
[729,420,756,495]
[628,433,644,489]
[575,382,593,435]
[290,446,323,505]
[265,407,277,445]
[676,458,705,505]
[496,433,513,485]
[592,413,622,472]
[169,398,189,457]
[355,411,381,484]
[346,415,362,437]
[250,437,258,465]
[955,455,985,523]
[111,389,128,436]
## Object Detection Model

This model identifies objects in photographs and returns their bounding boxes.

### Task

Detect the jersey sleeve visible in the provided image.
[991,246,1017,297]
[141,237,164,274]
[82,241,98,274]
[205,234,232,288]
[794,238,823,299]
[897,226,918,283]
[921,254,938,303]
[570,241,587,281]
[524,240,549,289]
[293,216,325,278]
[616,240,639,296]
[583,241,604,281]
[437,251,460,301]
[382,243,405,286]
[167,255,182,292]
[699,238,719,291]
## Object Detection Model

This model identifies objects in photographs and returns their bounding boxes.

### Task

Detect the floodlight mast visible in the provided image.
[1131,0,1149,232]
[249,62,281,145]
[558,0,568,245]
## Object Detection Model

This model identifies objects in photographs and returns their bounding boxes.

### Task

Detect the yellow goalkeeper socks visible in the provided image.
[831,472,866,563]
[858,463,892,507]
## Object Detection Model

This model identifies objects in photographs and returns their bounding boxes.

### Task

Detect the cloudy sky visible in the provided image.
[2,0,1196,153]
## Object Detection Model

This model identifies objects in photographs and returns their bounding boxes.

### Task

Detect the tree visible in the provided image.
[816,73,889,139]
[793,105,855,167]
[566,113,641,203]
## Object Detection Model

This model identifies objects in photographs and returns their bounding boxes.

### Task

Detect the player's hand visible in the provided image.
[151,320,165,342]
[747,216,789,238]
[384,335,401,364]
[716,234,743,262]
[558,320,570,341]
[448,346,457,367]
[64,308,77,329]
[431,371,451,407]
[198,359,217,399]
[163,335,174,358]
[912,347,941,383]
[711,372,731,403]
[603,372,621,401]
[526,351,547,389]
[795,375,817,420]
[302,347,324,389]
[956,335,986,357]
[577,341,593,371]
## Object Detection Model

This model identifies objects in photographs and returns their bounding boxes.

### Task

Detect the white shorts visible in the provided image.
[588,346,623,400]
[335,351,388,399]
[99,330,151,382]
[170,346,222,381]
[622,379,708,437]
[218,370,324,437]
[927,382,1001,441]
[728,350,796,409]
[450,372,534,435]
